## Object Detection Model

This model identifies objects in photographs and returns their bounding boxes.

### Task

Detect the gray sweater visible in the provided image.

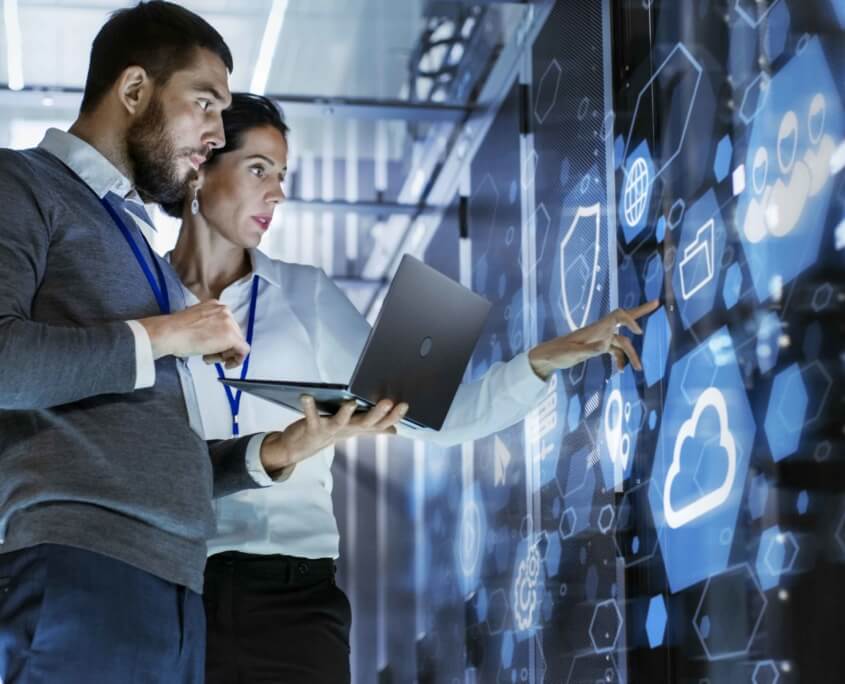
[0,144,263,593]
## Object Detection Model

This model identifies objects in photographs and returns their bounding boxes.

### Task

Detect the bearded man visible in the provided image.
[0,3,316,681]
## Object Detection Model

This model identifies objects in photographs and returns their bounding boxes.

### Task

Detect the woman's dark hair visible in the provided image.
[80,1,233,113]
[205,92,289,167]
[160,92,290,216]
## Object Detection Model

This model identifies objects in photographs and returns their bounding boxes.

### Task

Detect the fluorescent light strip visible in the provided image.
[250,0,289,95]
[4,0,24,91]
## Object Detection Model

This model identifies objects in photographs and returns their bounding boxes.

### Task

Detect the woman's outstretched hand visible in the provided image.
[527,300,660,380]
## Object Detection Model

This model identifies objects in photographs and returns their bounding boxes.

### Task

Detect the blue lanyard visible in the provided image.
[99,197,171,315]
[215,276,260,436]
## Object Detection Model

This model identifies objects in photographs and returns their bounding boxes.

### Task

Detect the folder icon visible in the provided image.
[679,219,715,300]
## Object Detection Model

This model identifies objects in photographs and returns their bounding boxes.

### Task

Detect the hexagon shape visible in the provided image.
[486,588,509,635]
[501,630,514,668]
[668,198,686,229]
[764,363,808,462]
[801,360,833,427]
[613,480,660,567]
[650,329,756,592]
[755,525,799,590]
[568,393,582,431]
[644,252,663,301]
[589,599,623,654]
[738,72,770,125]
[643,306,672,387]
[722,262,742,309]
[646,595,668,648]
[623,43,703,180]
[598,505,615,534]
[796,491,809,515]
[672,190,729,330]
[735,39,843,302]
[811,283,833,312]
[835,510,845,556]
[756,312,782,375]
[762,1,790,63]
[619,140,656,244]
[534,59,563,125]
[714,135,733,182]
[752,660,780,684]
[656,215,667,243]
[693,564,768,660]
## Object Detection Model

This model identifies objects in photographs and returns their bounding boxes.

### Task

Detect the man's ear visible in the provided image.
[115,65,151,116]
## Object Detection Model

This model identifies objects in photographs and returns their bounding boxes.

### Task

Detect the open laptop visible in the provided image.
[220,255,492,431]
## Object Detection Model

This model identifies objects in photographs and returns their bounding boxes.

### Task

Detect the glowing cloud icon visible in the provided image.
[663,387,737,529]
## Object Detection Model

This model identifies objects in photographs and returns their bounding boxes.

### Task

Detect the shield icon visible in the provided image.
[559,203,601,332]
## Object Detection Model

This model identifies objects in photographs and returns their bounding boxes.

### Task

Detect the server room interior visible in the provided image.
[2,0,844,682]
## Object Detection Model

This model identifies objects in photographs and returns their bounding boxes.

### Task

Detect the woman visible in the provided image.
[167,93,656,683]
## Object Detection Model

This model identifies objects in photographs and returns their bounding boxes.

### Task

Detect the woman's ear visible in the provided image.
[191,167,206,194]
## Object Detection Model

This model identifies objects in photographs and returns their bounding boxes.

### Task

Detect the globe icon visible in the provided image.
[623,156,650,226]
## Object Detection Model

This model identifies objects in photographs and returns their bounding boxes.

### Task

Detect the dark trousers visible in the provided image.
[204,552,351,684]
[0,543,205,684]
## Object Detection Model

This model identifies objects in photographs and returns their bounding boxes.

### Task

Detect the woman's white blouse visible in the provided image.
[182,249,551,560]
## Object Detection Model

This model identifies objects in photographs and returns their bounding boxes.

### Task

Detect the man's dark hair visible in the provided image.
[160,93,289,216]
[80,1,233,113]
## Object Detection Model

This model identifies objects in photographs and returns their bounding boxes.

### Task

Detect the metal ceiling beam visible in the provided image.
[0,86,472,123]
[283,197,433,217]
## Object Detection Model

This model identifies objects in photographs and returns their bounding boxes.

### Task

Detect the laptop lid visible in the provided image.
[348,254,491,430]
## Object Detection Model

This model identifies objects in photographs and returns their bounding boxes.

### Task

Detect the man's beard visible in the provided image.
[126,95,195,206]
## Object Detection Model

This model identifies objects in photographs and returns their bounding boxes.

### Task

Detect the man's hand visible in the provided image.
[527,300,660,379]
[260,396,409,474]
[138,300,250,369]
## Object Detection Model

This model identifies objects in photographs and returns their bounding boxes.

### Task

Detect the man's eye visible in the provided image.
[250,165,265,177]
[199,99,211,111]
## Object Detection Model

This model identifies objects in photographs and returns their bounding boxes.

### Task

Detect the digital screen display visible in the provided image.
[338,2,845,681]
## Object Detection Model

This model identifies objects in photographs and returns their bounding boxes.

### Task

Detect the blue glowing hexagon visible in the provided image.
[722,262,742,309]
[646,595,668,648]
[833,0,845,29]
[613,134,624,170]
[672,190,728,330]
[764,363,808,462]
[544,533,562,578]
[648,328,756,592]
[501,630,514,668]
[796,490,809,515]
[656,215,667,243]
[748,474,769,520]
[598,364,643,488]
[568,393,582,431]
[644,252,663,301]
[762,0,790,63]
[476,586,489,621]
[756,312,782,374]
[755,525,799,590]
[714,135,733,182]
[736,38,845,302]
[618,140,656,244]
[643,306,672,388]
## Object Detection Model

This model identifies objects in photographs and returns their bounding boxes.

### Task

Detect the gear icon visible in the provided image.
[513,543,541,631]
